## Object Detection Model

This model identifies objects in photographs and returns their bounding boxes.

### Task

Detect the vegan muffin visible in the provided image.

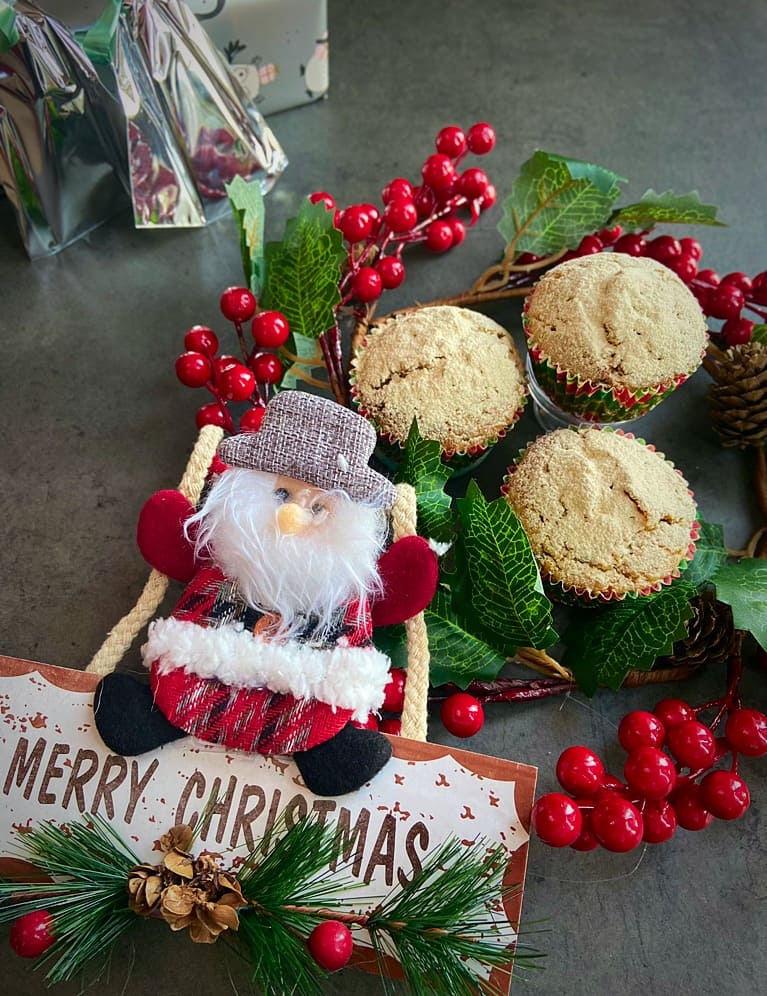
[503,426,698,602]
[522,253,708,421]
[351,305,526,458]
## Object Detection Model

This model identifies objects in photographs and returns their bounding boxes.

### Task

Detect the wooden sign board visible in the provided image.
[0,656,536,991]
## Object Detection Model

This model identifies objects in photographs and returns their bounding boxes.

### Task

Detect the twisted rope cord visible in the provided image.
[392,483,430,742]
[86,426,224,676]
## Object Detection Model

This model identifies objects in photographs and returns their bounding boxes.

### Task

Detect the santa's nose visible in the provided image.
[275,502,314,535]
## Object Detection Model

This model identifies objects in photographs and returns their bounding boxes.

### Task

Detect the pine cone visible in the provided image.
[127,864,165,915]
[657,590,736,670]
[703,340,767,448]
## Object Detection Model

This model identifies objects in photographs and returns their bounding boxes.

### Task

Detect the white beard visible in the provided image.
[186,469,387,641]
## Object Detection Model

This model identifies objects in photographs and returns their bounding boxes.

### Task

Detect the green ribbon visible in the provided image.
[0,1,20,54]
[81,0,122,65]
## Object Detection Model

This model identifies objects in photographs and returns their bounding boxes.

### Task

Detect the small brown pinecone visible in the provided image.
[657,590,736,670]
[127,864,165,915]
[703,340,767,448]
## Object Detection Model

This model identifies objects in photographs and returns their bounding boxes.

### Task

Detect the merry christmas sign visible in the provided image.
[0,655,536,991]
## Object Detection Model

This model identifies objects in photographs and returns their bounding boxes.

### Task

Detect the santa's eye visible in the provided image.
[274,488,289,503]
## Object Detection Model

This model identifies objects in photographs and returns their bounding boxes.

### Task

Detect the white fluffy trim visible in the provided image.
[143,618,390,721]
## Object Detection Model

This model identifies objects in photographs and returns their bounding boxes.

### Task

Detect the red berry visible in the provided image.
[623,746,677,800]
[597,774,629,797]
[679,237,703,261]
[381,177,413,205]
[440,692,484,738]
[466,121,496,155]
[351,713,379,731]
[435,125,467,158]
[421,153,457,192]
[590,795,644,852]
[456,167,489,200]
[239,405,266,432]
[250,352,283,385]
[618,710,666,751]
[448,218,466,246]
[376,256,405,289]
[653,698,696,729]
[383,199,418,234]
[700,770,751,820]
[479,184,497,210]
[725,708,767,757]
[696,268,721,286]
[722,317,755,347]
[382,668,406,713]
[531,792,583,847]
[308,920,354,972]
[570,802,600,851]
[555,746,605,797]
[10,910,55,959]
[576,234,603,256]
[338,205,374,243]
[670,253,698,283]
[673,784,713,831]
[379,718,402,736]
[413,185,436,218]
[666,720,716,770]
[309,190,335,210]
[597,225,622,245]
[642,799,677,843]
[214,354,239,379]
[360,202,381,229]
[220,286,257,322]
[424,220,454,253]
[707,284,745,320]
[691,285,710,312]
[613,233,647,256]
[175,351,212,388]
[251,311,290,349]
[219,364,255,402]
[720,271,753,294]
[196,402,228,429]
[647,235,682,264]
[751,271,767,305]
[352,266,383,303]
[184,325,219,356]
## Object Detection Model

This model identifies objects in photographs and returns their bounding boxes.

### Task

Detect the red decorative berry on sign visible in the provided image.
[653,698,696,729]
[624,746,677,800]
[456,167,489,200]
[618,710,666,751]
[250,352,284,385]
[379,718,402,736]
[309,190,336,210]
[666,720,716,770]
[435,125,467,158]
[239,405,266,432]
[184,325,219,356]
[466,121,496,155]
[707,284,745,320]
[252,311,290,349]
[196,403,228,429]
[590,795,644,852]
[725,708,767,757]
[556,746,605,797]
[613,233,647,256]
[352,267,383,302]
[383,199,418,234]
[531,793,583,847]
[673,784,713,831]
[421,153,457,192]
[10,910,55,959]
[424,220,454,253]
[376,256,405,289]
[642,799,678,844]
[382,668,406,713]
[308,920,354,972]
[175,351,212,388]
[382,177,413,205]
[220,286,257,322]
[219,364,256,402]
[440,693,484,738]
[700,770,751,820]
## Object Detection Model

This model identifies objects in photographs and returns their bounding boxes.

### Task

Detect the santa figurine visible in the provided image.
[94,392,438,796]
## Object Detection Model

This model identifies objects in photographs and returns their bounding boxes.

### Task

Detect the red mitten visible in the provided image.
[136,490,199,583]
[371,535,439,628]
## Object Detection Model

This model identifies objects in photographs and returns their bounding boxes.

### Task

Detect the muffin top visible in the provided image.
[503,427,697,597]
[523,254,707,389]
[351,305,526,453]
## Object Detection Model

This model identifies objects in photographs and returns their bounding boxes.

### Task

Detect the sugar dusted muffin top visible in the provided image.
[523,254,707,389]
[351,305,526,454]
[503,427,697,598]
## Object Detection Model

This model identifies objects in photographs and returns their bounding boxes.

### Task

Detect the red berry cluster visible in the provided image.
[175,287,290,433]
[309,122,497,308]
[352,667,408,736]
[532,657,766,853]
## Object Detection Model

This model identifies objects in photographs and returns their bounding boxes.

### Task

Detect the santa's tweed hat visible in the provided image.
[218,392,397,508]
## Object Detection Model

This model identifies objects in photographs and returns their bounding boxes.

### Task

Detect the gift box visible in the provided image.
[187,0,328,116]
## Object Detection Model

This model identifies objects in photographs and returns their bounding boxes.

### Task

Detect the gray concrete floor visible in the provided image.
[1,1,766,993]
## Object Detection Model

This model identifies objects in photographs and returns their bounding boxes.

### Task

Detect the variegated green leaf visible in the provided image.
[426,589,506,688]
[395,420,455,542]
[684,517,727,589]
[227,175,266,294]
[611,189,723,229]
[713,559,767,650]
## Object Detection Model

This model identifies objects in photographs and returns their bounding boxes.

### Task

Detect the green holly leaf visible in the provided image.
[610,189,724,229]
[395,420,455,542]
[262,199,346,340]
[712,559,767,650]
[372,623,409,671]
[455,480,557,654]
[497,150,622,256]
[750,324,767,346]
[426,589,506,689]
[684,516,728,589]
[278,330,328,391]
[563,582,697,696]
[226,175,266,294]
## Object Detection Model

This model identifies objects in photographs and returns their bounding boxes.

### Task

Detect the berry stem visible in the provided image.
[429,676,574,705]
[206,381,236,433]
[233,320,249,362]
[318,331,348,407]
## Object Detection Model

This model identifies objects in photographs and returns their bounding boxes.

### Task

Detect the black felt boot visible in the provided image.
[93,672,186,756]
[294,723,393,796]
